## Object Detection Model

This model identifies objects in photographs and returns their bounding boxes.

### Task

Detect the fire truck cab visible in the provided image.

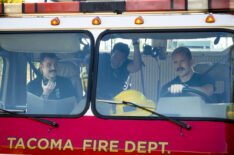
[0,0,234,154]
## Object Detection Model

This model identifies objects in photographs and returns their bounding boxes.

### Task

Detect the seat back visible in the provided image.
[194,62,230,102]
[57,61,83,101]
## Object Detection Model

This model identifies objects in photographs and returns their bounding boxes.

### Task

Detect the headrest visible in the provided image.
[193,62,213,74]
[56,61,79,79]
[194,63,228,81]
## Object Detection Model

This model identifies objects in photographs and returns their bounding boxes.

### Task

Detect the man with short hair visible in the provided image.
[160,47,214,97]
[27,53,76,99]
[97,41,141,99]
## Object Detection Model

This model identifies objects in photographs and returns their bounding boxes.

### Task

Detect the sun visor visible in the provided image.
[0,33,82,53]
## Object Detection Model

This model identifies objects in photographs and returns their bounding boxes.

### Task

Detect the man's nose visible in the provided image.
[177,62,182,67]
[51,64,56,70]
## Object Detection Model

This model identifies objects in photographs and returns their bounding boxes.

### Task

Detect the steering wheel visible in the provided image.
[161,87,212,103]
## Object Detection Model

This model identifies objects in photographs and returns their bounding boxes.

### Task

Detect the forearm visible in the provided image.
[190,84,214,96]
[127,42,141,73]
[133,42,141,68]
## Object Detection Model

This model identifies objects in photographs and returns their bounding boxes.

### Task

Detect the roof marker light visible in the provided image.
[92,17,101,25]
[135,16,144,25]
[206,14,215,23]
[51,17,60,26]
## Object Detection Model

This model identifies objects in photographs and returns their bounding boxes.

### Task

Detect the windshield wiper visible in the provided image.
[0,109,58,128]
[97,99,191,130]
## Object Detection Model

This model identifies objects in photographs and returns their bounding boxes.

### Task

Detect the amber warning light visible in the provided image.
[92,17,101,25]
[135,16,144,25]
[206,14,215,23]
[51,17,60,26]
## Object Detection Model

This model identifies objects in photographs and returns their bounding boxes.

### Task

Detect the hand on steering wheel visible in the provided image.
[162,85,212,103]
[168,84,186,94]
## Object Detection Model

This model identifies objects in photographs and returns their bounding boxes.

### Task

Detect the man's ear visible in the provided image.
[39,64,43,73]
[190,59,194,66]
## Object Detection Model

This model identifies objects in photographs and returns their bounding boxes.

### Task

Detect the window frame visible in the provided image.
[92,28,234,123]
[0,30,95,118]
[0,56,6,100]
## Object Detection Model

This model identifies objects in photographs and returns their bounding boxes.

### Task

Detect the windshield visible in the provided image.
[95,30,234,120]
[0,32,92,115]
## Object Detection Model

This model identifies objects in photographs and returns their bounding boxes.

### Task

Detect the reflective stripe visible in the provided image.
[37,2,79,13]
[4,3,22,14]
[23,2,80,14]
[23,3,35,13]
[1,0,234,14]
[126,0,171,11]
[126,0,186,11]
[188,0,208,10]
[0,3,4,14]
[211,0,231,10]
[174,0,187,10]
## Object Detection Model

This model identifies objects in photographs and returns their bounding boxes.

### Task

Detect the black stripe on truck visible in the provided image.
[208,0,212,12]
[171,0,174,10]
[22,3,25,13]
[35,3,38,13]
[185,0,188,10]
[80,1,125,13]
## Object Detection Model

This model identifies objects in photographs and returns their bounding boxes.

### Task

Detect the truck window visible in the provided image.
[0,32,92,116]
[95,30,234,120]
[0,56,5,108]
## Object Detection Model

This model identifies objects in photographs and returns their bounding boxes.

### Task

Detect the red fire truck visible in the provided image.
[0,0,233,154]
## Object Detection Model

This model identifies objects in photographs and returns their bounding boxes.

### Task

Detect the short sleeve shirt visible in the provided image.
[27,76,76,99]
[97,53,131,99]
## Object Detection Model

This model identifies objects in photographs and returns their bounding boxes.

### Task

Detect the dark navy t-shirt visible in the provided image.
[27,76,76,99]
[97,53,131,99]
[160,73,215,97]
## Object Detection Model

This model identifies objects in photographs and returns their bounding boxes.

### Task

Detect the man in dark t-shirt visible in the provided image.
[160,47,214,98]
[97,41,141,99]
[27,53,76,100]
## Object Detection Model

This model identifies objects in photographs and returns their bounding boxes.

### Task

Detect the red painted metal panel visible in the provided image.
[37,2,80,13]
[0,3,3,14]
[0,116,233,154]
[174,0,186,10]
[24,3,35,14]
[126,0,171,11]
[211,0,230,10]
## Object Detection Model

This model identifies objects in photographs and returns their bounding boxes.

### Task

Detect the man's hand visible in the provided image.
[41,80,56,96]
[168,84,185,94]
